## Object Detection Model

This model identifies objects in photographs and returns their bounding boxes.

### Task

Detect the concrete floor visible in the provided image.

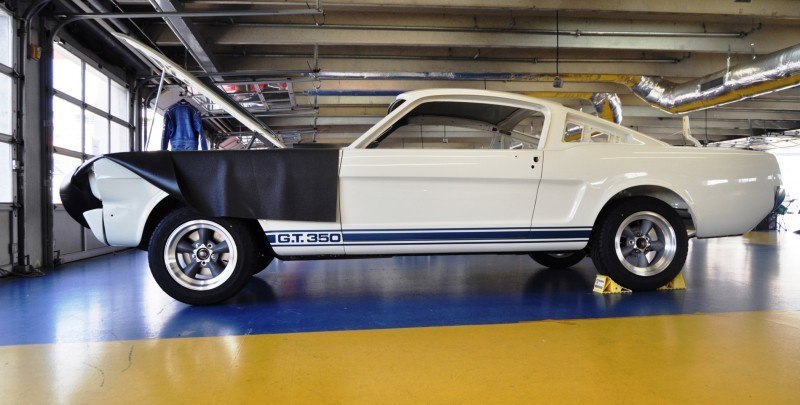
[2,231,800,402]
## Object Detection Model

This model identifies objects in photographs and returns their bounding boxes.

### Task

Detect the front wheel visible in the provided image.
[148,208,259,305]
[530,251,586,269]
[590,197,688,291]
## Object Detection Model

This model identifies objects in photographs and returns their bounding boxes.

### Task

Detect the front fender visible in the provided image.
[61,157,169,247]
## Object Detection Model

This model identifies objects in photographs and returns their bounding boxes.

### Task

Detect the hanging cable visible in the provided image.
[553,10,563,88]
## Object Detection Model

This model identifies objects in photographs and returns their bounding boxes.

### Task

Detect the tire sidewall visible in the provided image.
[148,208,256,305]
[590,197,688,290]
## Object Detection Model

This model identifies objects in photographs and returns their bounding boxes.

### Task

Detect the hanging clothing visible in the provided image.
[161,101,208,151]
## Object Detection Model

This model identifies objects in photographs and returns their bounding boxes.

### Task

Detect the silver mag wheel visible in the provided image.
[148,208,259,305]
[590,197,688,291]
[164,220,238,291]
[613,211,677,277]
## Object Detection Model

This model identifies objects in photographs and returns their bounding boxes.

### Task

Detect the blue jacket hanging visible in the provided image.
[161,101,208,151]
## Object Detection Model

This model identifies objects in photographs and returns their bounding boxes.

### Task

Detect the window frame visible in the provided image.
[350,95,552,150]
[562,115,641,145]
[367,97,552,150]
[0,5,16,204]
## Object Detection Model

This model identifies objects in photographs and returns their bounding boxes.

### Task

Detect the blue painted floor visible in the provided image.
[2,231,800,346]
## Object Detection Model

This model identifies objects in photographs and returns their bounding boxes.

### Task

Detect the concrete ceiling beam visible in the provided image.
[118,0,800,20]
[154,24,800,54]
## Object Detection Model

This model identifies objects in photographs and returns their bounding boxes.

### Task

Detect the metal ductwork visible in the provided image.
[307,43,800,115]
[630,43,800,114]
[589,93,623,124]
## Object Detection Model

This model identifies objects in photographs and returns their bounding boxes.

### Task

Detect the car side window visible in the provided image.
[563,120,632,144]
[590,131,610,143]
[372,101,546,150]
[564,122,584,142]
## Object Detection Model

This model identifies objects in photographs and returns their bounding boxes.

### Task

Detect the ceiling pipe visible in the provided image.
[215,52,681,64]
[630,43,800,113]
[148,43,800,117]
[203,22,745,38]
[52,8,324,38]
[310,43,800,114]
[590,93,624,124]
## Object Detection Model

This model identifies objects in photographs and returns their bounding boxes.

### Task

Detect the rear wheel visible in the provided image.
[530,251,586,269]
[590,197,688,291]
[148,208,259,305]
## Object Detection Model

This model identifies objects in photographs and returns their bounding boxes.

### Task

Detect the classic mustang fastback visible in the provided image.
[61,87,783,305]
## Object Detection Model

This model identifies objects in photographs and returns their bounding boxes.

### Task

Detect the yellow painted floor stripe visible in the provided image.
[2,311,800,403]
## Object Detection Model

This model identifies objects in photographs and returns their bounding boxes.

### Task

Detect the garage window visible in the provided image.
[373,100,546,149]
[0,6,15,203]
[52,45,131,203]
[53,45,82,100]
[0,73,11,138]
[0,142,11,203]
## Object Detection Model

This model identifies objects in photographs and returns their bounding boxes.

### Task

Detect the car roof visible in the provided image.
[389,88,667,146]
[395,88,567,112]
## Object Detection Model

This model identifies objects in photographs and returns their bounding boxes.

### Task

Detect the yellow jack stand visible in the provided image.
[593,273,686,294]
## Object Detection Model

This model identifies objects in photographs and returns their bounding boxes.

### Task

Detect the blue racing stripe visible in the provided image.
[270,239,589,247]
[343,229,590,242]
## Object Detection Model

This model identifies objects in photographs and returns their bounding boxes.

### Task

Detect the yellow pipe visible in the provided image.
[522,90,621,124]
[517,72,800,115]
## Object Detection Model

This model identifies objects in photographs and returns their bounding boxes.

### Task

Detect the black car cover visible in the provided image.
[61,149,340,226]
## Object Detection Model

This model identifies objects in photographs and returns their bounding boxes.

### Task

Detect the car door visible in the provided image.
[339,98,547,255]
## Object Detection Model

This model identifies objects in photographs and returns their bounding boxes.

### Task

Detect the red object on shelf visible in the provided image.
[218,136,246,150]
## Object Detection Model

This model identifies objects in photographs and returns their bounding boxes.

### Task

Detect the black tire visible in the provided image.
[148,208,259,305]
[530,251,586,269]
[590,197,688,291]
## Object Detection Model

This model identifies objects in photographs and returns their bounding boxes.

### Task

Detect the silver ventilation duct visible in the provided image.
[590,93,623,124]
[631,43,800,114]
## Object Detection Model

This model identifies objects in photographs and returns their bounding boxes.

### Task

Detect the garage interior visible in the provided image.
[1,0,800,402]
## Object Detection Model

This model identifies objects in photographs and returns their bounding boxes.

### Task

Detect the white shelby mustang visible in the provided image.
[60,35,784,305]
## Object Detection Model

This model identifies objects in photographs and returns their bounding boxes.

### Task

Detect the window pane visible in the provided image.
[0,73,11,135]
[590,131,610,143]
[564,122,584,142]
[375,101,545,150]
[110,81,129,119]
[53,97,82,152]
[0,8,12,68]
[52,154,82,204]
[0,142,13,202]
[144,109,165,151]
[85,65,109,111]
[53,45,82,100]
[85,111,108,155]
[110,122,129,153]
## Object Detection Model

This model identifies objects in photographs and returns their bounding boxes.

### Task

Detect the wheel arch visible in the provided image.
[137,196,273,257]
[137,195,183,250]
[592,185,696,239]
